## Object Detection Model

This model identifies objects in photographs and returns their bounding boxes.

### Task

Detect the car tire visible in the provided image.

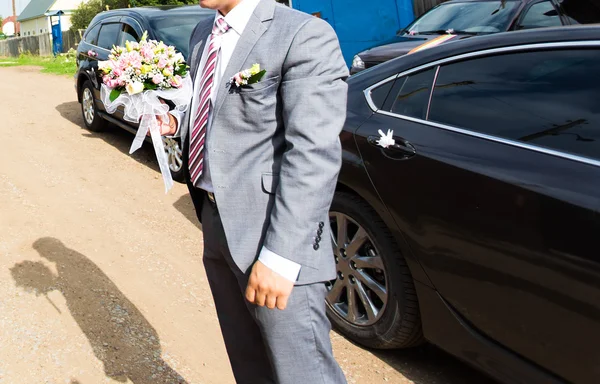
[80,80,107,132]
[327,191,425,349]
[163,136,185,183]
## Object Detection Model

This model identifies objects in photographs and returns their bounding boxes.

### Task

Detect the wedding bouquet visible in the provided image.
[99,31,193,192]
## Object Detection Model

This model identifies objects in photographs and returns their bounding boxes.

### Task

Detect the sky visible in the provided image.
[0,0,29,19]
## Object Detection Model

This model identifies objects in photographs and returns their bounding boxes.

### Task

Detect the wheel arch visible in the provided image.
[334,176,433,288]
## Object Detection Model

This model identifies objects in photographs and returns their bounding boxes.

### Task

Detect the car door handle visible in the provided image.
[367,135,416,159]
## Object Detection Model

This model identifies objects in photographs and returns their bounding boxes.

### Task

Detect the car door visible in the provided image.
[354,43,600,383]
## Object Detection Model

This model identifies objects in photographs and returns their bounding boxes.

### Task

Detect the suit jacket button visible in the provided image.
[316,235,322,242]
[313,243,319,250]
[319,222,325,228]
[317,229,323,236]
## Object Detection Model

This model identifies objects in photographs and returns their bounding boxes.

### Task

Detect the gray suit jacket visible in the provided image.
[181,0,349,284]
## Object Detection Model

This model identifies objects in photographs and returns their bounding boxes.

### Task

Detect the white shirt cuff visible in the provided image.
[258,246,301,283]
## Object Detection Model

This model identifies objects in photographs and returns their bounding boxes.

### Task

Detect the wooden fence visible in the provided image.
[0,29,81,57]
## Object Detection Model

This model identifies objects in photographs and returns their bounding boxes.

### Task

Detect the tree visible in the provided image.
[0,15,4,27]
[70,0,105,32]
[70,0,197,32]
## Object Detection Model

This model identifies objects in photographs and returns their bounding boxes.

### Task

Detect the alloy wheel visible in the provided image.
[163,137,183,173]
[82,88,95,125]
[327,212,388,326]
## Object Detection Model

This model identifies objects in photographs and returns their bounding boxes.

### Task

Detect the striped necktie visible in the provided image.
[188,16,230,185]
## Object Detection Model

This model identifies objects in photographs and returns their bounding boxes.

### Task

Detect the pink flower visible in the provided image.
[152,73,164,84]
[141,44,153,60]
[233,73,244,87]
[170,75,182,88]
[87,50,97,57]
[112,67,123,77]
[157,57,168,69]
[127,51,142,69]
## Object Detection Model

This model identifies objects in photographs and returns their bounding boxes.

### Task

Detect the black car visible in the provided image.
[351,0,600,74]
[329,25,600,384]
[75,6,214,181]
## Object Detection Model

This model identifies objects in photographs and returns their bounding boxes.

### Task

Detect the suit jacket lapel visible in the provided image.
[189,21,214,82]
[212,0,275,119]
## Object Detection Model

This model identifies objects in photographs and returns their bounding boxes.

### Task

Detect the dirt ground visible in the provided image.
[0,66,495,384]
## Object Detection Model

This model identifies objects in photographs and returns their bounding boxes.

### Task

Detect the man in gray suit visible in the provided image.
[158,0,349,382]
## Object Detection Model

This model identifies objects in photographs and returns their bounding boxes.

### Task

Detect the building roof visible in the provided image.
[17,0,57,22]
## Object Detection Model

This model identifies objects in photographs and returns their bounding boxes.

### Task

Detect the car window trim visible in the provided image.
[84,22,102,44]
[363,40,600,169]
[425,66,440,121]
[119,16,144,40]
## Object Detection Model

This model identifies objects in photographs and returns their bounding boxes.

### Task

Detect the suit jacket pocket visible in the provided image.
[261,173,280,194]
[238,76,280,93]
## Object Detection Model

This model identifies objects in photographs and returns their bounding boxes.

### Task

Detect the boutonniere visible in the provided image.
[230,63,267,88]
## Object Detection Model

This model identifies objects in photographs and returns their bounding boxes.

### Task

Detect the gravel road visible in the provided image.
[0,66,495,384]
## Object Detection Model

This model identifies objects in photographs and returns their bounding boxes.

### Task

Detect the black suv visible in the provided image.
[75,6,214,181]
[351,0,600,74]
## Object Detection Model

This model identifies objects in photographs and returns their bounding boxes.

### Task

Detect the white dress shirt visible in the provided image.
[175,0,302,282]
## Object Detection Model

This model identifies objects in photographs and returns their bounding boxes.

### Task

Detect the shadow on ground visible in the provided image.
[368,342,496,384]
[173,194,202,231]
[10,237,188,383]
[55,101,165,176]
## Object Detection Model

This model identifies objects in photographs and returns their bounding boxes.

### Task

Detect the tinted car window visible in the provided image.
[148,15,202,58]
[84,23,101,46]
[519,1,562,29]
[429,49,600,161]
[369,79,395,110]
[97,23,121,50]
[388,69,436,120]
[557,0,600,24]
[119,23,139,45]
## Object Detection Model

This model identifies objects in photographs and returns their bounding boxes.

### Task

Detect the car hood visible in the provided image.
[358,34,475,64]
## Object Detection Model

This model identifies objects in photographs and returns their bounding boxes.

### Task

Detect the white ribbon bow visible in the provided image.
[100,76,193,192]
[377,129,396,149]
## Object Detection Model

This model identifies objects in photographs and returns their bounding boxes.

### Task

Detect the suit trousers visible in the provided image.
[196,192,347,384]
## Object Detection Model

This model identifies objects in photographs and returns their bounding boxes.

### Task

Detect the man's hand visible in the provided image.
[154,113,177,136]
[151,99,177,136]
[245,260,294,310]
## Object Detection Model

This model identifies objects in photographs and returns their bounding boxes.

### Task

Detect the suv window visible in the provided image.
[429,49,600,161]
[556,0,600,24]
[97,23,121,50]
[387,69,436,119]
[119,23,139,45]
[84,23,101,46]
[519,1,563,29]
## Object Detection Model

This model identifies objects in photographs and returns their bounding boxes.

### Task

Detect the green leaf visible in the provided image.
[247,69,266,85]
[109,89,121,102]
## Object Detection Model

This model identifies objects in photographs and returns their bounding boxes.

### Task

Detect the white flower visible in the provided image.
[125,81,144,95]
[377,129,395,148]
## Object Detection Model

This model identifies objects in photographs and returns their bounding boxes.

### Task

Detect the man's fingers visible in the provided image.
[265,295,277,310]
[275,294,289,310]
[245,285,256,303]
[254,291,266,306]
